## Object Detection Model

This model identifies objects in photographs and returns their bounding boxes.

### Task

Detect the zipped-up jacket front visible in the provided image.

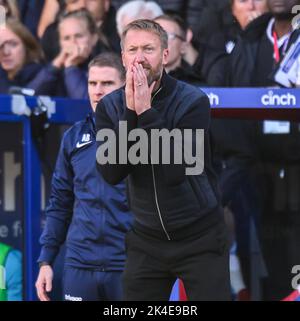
[96,72,221,240]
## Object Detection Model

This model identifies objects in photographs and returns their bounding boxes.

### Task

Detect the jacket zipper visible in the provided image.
[151,164,171,240]
[150,86,171,241]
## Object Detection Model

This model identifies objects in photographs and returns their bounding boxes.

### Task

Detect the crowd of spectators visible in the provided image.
[1,0,299,95]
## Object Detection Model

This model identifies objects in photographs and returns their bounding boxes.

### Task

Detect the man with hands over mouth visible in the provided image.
[95,19,231,301]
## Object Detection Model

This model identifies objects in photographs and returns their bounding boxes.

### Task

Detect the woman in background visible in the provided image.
[0,18,59,95]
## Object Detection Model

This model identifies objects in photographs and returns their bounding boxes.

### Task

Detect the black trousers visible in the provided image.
[122,219,231,301]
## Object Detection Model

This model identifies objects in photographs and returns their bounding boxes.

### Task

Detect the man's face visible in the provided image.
[267,0,299,17]
[0,27,26,75]
[232,0,268,29]
[121,30,169,86]
[65,0,110,22]
[59,18,97,57]
[85,0,110,23]
[65,0,86,12]
[88,66,124,111]
[155,19,186,71]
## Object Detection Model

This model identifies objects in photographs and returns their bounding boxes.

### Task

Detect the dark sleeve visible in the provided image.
[38,133,74,265]
[137,94,211,185]
[95,99,137,185]
[64,67,88,100]
[26,64,61,96]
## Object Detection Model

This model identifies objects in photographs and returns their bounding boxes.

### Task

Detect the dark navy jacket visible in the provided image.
[96,72,222,241]
[38,114,133,270]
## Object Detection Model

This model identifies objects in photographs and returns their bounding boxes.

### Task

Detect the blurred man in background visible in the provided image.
[36,53,133,301]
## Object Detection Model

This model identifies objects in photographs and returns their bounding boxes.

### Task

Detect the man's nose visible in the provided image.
[95,84,104,95]
[248,0,255,10]
[135,50,145,63]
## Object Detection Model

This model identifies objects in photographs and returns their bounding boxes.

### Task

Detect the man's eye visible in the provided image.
[145,47,154,52]
[89,82,96,86]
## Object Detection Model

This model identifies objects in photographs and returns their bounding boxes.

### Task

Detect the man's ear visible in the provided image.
[162,48,169,66]
[186,28,193,44]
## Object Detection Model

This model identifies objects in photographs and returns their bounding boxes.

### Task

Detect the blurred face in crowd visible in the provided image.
[118,10,162,36]
[59,17,98,59]
[122,30,169,86]
[65,0,110,23]
[0,26,26,78]
[65,0,87,12]
[85,0,110,23]
[267,0,300,18]
[155,18,186,72]
[232,0,268,29]
[88,65,124,110]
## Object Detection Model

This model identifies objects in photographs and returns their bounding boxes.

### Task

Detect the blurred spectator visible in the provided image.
[212,1,300,298]
[41,0,118,62]
[210,0,269,54]
[0,242,22,301]
[50,9,108,99]
[229,0,300,86]
[0,0,19,19]
[112,0,229,45]
[155,14,204,85]
[35,53,133,302]
[116,0,163,36]
[17,0,45,37]
[232,0,268,30]
[0,18,59,95]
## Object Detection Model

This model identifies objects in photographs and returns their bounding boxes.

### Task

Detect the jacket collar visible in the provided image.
[85,112,96,133]
[151,69,177,103]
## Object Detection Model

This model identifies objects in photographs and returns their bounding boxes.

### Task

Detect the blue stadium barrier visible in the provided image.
[0,88,299,300]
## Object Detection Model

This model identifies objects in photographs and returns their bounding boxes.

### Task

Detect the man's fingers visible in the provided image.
[125,64,135,110]
[45,276,52,292]
[36,267,53,301]
[135,63,147,86]
[36,280,50,301]
[133,66,143,90]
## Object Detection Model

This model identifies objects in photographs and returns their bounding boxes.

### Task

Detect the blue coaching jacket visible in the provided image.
[38,114,133,271]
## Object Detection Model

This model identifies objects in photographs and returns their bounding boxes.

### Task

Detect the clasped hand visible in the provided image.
[125,61,156,115]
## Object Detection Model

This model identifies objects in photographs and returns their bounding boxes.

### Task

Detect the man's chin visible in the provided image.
[147,71,162,87]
